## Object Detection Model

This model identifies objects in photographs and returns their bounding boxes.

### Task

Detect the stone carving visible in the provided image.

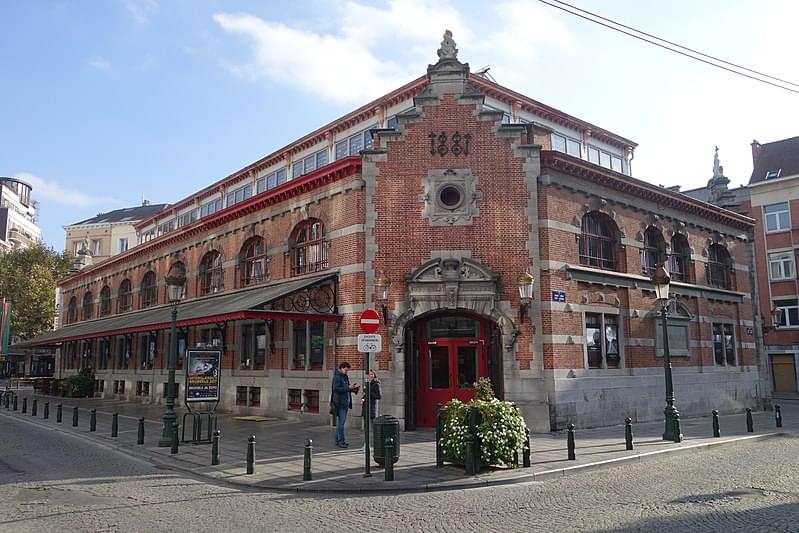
[420,168,483,226]
[437,30,458,60]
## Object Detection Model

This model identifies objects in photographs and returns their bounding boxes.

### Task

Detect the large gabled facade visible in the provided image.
[17,34,761,432]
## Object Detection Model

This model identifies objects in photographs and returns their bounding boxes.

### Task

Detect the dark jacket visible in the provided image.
[331,369,352,411]
[362,380,382,419]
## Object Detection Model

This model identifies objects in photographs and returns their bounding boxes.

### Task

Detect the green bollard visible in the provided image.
[211,430,221,465]
[72,406,79,427]
[246,435,255,475]
[522,428,531,468]
[712,410,720,437]
[3,393,8,409]
[435,404,444,467]
[90,409,97,432]
[170,422,179,454]
[625,417,634,450]
[137,417,145,445]
[12,395,17,411]
[31,399,37,417]
[384,437,395,481]
[303,439,312,481]
[43,402,49,420]
[746,408,754,433]
[567,424,576,460]
[21,397,27,414]
[776,405,783,428]
[111,413,118,437]
[56,403,62,423]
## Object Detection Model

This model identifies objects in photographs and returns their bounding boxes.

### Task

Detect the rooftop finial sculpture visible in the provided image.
[437,30,458,60]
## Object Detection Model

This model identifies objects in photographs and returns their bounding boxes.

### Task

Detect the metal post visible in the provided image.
[465,406,481,475]
[12,395,17,411]
[137,417,145,445]
[90,409,97,432]
[775,405,783,428]
[171,421,179,454]
[660,303,682,442]
[31,398,37,417]
[672,413,682,443]
[21,397,27,414]
[625,417,634,450]
[522,428,531,468]
[303,439,313,481]
[746,408,754,433]
[246,435,255,474]
[384,437,394,481]
[363,351,371,478]
[111,413,118,437]
[212,430,221,465]
[159,304,179,447]
[567,423,576,460]
[435,404,444,467]
[43,402,49,420]
[3,393,8,409]
[712,410,720,437]
[72,406,79,427]
[56,403,62,423]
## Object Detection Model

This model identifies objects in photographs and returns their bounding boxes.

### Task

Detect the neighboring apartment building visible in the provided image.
[64,200,167,261]
[0,176,41,250]
[15,34,761,432]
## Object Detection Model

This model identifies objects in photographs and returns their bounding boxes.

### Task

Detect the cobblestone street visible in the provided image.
[1,413,798,532]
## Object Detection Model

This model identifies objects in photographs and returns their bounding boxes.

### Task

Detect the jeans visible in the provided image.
[336,406,349,444]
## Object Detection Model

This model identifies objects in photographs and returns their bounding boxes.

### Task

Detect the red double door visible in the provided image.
[416,337,489,427]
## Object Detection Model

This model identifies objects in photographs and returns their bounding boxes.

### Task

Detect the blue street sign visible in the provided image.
[552,290,566,302]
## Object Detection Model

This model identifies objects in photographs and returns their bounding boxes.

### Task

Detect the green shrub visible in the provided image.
[65,368,94,398]
[440,378,527,467]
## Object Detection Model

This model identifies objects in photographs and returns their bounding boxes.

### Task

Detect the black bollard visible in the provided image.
[384,437,395,481]
[31,399,37,417]
[435,404,444,467]
[137,417,145,445]
[211,430,221,466]
[303,439,313,481]
[746,408,754,433]
[56,403,62,423]
[12,395,17,411]
[72,406,79,427]
[4,393,8,409]
[246,435,255,475]
[712,410,720,437]
[567,423,576,460]
[170,422,179,454]
[111,413,118,437]
[625,417,634,450]
[522,428,531,468]
[90,409,97,432]
[43,402,49,420]
[775,405,783,428]
[21,397,27,414]
[672,413,683,443]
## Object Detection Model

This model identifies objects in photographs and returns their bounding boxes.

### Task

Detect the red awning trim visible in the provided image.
[19,310,341,347]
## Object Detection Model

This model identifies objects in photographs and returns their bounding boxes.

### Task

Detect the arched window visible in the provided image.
[707,244,733,289]
[290,219,327,276]
[99,285,112,317]
[669,234,691,283]
[67,296,78,324]
[118,279,133,313]
[641,227,666,276]
[579,212,618,271]
[81,292,94,321]
[140,271,157,308]
[199,250,224,295]
[239,237,269,287]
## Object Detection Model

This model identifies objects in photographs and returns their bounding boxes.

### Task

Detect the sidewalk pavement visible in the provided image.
[1,392,796,494]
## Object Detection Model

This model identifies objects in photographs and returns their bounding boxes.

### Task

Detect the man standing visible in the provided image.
[331,361,359,448]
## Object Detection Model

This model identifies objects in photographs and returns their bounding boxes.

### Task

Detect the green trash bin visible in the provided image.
[373,414,400,466]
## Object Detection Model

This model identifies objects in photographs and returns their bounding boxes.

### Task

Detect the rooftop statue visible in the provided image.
[437,30,458,60]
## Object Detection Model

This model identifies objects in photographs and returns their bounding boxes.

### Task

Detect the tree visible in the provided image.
[0,244,72,340]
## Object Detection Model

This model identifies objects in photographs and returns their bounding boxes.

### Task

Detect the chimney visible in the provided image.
[751,140,762,164]
[142,198,150,207]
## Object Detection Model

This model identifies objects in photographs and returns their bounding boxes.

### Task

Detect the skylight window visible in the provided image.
[765,169,782,179]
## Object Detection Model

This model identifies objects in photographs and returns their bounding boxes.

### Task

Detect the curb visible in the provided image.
[0,408,789,495]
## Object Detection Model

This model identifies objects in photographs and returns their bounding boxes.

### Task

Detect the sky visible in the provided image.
[2,0,798,250]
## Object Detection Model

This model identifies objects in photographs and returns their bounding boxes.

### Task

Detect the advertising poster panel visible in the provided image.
[185,350,221,402]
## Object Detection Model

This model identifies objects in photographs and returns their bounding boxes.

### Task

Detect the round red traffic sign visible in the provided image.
[359,309,381,333]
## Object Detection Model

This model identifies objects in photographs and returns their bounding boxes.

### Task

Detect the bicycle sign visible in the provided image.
[357,334,382,353]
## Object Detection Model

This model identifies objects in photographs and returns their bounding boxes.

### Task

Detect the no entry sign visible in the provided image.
[359,309,380,333]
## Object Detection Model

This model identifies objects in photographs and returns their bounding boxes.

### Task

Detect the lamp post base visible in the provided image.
[662,405,683,442]
[158,412,177,447]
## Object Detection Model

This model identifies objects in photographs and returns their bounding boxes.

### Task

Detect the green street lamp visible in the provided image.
[159,262,187,447]
[652,264,682,442]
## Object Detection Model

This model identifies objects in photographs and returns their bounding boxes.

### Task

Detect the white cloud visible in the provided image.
[122,0,158,25]
[87,58,112,72]
[14,172,119,209]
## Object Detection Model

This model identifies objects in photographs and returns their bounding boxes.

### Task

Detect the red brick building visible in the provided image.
[19,34,763,431]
